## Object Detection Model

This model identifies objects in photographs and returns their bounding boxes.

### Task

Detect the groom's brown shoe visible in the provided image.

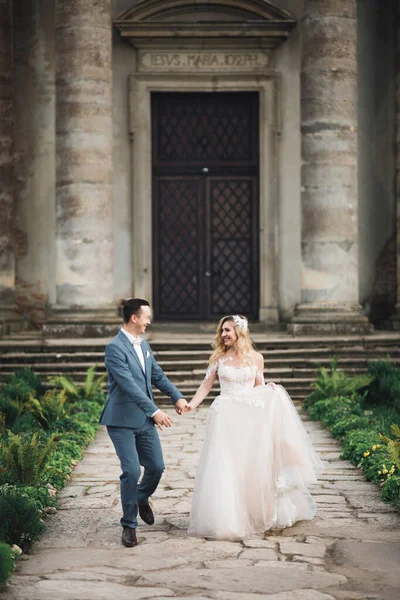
[138,501,154,525]
[122,526,138,547]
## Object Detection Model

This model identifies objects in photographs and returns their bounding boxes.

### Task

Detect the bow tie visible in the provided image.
[132,336,142,346]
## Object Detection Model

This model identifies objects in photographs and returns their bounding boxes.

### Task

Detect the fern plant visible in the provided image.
[311,357,373,400]
[48,364,106,402]
[379,424,400,471]
[0,431,55,486]
[0,484,45,551]
[25,389,75,431]
[47,375,79,398]
[82,364,107,401]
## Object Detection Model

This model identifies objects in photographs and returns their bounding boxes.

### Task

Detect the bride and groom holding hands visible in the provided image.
[100,298,323,548]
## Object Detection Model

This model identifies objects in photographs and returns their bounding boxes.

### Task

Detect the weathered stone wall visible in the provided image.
[55,0,114,310]
[13,0,56,326]
[0,0,14,314]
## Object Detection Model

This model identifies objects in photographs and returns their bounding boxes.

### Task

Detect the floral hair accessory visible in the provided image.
[233,315,248,331]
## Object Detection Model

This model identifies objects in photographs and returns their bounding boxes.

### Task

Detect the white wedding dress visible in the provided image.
[188,357,324,540]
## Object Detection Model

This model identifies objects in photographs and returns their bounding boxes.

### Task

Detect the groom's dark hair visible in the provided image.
[122,298,150,323]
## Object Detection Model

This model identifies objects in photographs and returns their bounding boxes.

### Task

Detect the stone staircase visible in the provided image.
[1,331,400,403]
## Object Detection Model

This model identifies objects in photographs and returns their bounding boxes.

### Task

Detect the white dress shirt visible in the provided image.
[120,327,159,417]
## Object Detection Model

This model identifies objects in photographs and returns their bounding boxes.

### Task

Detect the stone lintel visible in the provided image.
[43,308,121,338]
[288,303,372,335]
[117,22,295,48]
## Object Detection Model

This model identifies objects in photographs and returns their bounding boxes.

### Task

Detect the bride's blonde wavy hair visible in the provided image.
[209,315,255,364]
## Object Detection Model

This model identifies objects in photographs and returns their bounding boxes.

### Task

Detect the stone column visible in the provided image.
[391,6,400,330]
[47,0,118,336]
[13,0,56,328]
[289,0,371,334]
[0,0,19,333]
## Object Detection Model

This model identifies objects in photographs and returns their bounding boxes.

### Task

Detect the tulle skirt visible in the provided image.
[189,385,324,540]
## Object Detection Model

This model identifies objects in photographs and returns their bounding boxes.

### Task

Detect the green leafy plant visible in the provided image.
[48,364,106,403]
[304,358,373,410]
[0,368,44,428]
[379,424,400,471]
[0,431,55,486]
[81,364,107,401]
[381,474,400,507]
[0,413,5,436]
[366,360,400,411]
[0,397,18,428]
[0,484,45,551]
[0,542,15,587]
[25,389,75,431]
[47,374,79,399]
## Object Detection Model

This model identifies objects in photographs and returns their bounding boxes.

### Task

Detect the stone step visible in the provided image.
[1,332,400,352]
[1,352,398,367]
[1,333,399,403]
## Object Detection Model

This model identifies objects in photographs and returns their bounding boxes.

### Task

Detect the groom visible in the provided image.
[100,298,187,547]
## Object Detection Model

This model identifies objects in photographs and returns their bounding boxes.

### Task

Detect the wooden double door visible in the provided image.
[152,92,259,320]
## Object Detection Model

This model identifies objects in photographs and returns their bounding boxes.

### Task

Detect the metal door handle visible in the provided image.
[205,271,211,277]
[202,167,209,173]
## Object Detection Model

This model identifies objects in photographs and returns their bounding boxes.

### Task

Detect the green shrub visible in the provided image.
[1,368,42,404]
[0,432,55,486]
[379,424,400,471]
[0,368,43,428]
[330,414,370,439]
[0,484,45,551]
[44,452,74,490]
[0,397,18,428]
[0,542,15,587]
[6,368,42,393]
[381,474,400,507]
[303,358,373,410]
[366,360,400,411]
[9,412,39,435]
[341,429,382,464]
[25,389,76,431]
[20,485,56,509]
[48,364,106,404]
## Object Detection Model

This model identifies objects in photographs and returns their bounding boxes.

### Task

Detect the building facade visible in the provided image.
[0,0,398,336]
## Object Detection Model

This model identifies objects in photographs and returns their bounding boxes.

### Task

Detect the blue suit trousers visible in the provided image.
[107,420,165,529]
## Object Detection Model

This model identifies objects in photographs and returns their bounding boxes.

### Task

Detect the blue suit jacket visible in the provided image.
[100,330,183,428]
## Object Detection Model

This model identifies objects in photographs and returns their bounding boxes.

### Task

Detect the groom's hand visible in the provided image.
[153,410,172,430]
[175,398,188,415]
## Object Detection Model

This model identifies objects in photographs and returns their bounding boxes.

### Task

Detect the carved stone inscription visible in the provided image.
[138,51,268,72]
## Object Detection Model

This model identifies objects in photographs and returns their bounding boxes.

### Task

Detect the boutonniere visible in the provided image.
[146,351,150,358]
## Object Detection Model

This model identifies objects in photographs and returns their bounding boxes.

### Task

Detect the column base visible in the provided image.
[287,303,373,336]
[43,307,122,338]
[0,305,25,337]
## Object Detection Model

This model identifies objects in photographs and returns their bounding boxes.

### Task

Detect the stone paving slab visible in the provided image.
[2,407,400,600]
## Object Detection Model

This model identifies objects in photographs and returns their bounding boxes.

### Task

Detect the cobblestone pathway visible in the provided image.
[2,407,400,600]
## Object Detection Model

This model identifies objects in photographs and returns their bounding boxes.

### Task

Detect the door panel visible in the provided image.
[153,177,204,319]
[207,177,258,318]
[152,92,259,321]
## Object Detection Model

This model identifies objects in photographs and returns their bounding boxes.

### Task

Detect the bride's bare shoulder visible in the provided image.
[250,349,264,365]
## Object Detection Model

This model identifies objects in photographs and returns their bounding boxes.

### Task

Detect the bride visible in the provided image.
[186,314,324,540]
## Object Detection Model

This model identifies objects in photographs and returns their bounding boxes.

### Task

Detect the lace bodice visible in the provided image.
[190,354,266,411]
[217,361,259,396]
